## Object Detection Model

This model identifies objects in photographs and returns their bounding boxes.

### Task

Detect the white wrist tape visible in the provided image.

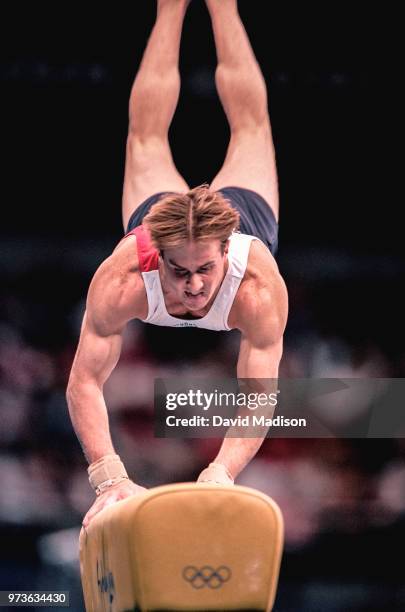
[88,454,129,496]
[199,462,234,484]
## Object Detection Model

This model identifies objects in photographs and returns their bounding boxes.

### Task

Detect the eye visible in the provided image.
[198,266,213,274]
[174,268,189,277]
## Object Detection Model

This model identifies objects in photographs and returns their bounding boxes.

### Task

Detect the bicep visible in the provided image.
[69,312,123,388]
[237,272,288,379]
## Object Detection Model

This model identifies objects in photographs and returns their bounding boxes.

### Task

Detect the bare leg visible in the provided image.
[122,0,190,230]
[206,0,279,220]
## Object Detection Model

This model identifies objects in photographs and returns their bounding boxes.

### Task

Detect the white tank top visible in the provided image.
[140,232,258,331]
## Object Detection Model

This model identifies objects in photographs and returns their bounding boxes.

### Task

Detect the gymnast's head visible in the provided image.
[143,184,240,312]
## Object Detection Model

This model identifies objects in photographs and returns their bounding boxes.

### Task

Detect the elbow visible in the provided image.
[66,373,102,411]
[65,378,76,413]
[66,372,83,412]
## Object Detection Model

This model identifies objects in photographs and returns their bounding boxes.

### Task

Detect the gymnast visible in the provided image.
[66,0,288,528]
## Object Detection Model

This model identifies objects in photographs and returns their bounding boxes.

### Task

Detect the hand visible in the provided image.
[197,463,234,486]
[82,480,147,528]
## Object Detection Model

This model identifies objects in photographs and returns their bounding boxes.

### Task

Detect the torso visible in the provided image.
[110,230,280,332]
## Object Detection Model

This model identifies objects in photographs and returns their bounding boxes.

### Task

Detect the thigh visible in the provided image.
[209,123,279,221]
[217,186,279,255]
[125,191,175,234]
[122,135,189,231]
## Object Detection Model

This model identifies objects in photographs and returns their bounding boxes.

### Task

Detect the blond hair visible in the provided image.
[143,184,240,251]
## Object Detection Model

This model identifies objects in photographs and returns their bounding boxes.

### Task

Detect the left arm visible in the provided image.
[197,270,288,484]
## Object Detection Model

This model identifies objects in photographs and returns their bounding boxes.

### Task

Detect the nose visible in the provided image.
[186,274,204,294]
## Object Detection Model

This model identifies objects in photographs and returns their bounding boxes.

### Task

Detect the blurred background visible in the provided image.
[0,2,403,611]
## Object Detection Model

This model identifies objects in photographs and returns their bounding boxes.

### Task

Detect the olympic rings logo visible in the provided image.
[182,565,232,589]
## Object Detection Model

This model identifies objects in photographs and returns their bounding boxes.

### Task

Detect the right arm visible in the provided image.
[66,247,147,526]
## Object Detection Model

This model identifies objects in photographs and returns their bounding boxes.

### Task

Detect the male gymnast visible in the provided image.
[66,0,288,528]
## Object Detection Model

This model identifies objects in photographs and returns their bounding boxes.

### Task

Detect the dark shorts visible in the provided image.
[126,185,279,256]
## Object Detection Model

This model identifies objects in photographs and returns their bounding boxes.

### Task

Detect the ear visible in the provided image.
[222,240,230,256]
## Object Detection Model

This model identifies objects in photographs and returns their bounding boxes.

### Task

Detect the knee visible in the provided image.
[216,63,267,100]
[129,69,180,110]
[128,69,181,137]
[215,64,269,126]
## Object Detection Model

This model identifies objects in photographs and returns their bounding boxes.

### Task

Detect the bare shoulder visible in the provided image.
[230,239,288,345]
[86,234,147,335]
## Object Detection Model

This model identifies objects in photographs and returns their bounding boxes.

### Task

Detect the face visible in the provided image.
[161,239,228,311]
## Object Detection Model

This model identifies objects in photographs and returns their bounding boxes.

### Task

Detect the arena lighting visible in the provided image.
[0,60,110,85]
[1,60,359,89]
[38,528,81,568]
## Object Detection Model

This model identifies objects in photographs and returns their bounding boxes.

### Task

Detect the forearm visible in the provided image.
[213,436,266,480]
[66,379,116,464]
[203,378,278,481]
[216,334,283,480]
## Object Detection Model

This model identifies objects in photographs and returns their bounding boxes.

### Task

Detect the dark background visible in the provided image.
[0,3,403,611]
